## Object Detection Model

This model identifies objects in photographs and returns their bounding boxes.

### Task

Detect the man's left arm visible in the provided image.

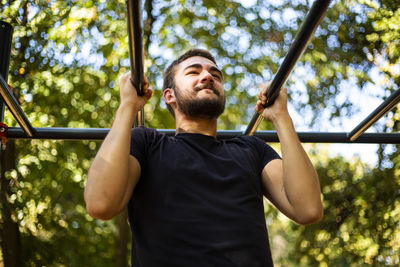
[256,86,323,225]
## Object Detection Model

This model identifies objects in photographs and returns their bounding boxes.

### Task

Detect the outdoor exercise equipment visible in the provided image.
[0,20,35,145]
[244,0,332,136]
[348,89,400,141]
[0,0,399,145]
[127,0,145,126]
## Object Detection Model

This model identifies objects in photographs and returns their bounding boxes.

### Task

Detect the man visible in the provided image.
[85,49,323,266]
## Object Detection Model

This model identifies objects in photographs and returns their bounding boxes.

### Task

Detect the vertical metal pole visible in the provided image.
[126,0,145,126]
[0,21,14,147]
[244,0,332,135]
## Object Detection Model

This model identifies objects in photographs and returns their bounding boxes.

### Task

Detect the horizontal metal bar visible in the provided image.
[348,89,400,141]
[245,0,332,136]
[6,127,400,143]
[8,127,109,140]
[0,74,35,136]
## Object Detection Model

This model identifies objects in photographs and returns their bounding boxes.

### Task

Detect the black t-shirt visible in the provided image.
[128,126,281,267]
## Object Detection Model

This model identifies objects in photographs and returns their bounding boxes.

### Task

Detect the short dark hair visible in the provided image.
[163,49,217,116]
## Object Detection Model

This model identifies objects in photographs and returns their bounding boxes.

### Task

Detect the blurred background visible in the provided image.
[0,0,399,266]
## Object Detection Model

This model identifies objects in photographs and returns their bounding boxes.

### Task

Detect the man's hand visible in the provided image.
[119,72,152,112]
[255,83,289,123]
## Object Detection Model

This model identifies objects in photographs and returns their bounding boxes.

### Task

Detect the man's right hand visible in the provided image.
[119,72,152,112]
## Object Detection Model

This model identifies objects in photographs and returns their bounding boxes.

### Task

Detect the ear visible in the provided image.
[163,88,176,106]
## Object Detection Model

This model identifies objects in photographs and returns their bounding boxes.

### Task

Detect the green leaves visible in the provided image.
[279,155,400,266]
[1,0,399,265]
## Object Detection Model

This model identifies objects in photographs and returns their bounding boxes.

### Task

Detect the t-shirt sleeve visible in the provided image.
[251,136,281,168]
[130,126,155,167]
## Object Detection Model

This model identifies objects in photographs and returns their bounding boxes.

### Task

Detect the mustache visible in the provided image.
[193,84,220,96]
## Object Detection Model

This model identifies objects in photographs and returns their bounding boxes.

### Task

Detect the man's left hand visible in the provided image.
[255,83,289,123]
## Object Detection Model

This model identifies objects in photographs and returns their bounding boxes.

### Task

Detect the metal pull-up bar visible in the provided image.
[0,75,35,137]
[1,3,399,145]
[6,127,400,143]
[0,20,13,128]
[126,0,145,126]
[244,0,332,136]
[0,21,35,137]
[348,89,400,141]
[0,21,12,87]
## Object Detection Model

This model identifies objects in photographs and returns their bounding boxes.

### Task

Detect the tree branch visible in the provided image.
[143,0,155,57]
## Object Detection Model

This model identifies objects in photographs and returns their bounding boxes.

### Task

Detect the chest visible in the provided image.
[136,139,263,204]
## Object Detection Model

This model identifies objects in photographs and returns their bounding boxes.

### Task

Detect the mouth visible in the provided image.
[194,84,220,96]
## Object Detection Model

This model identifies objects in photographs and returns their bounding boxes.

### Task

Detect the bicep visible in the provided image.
[261,159,296,221]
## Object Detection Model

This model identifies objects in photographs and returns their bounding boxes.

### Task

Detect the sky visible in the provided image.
[232,0,396,167]
[20,0,397,167]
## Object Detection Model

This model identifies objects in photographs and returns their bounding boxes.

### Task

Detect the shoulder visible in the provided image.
[231,135,281,161]
[132,126,158,135]
[223,135,269,155]
[130,126,168,152]
[131,126,164,140]
[130,127,169,160]
[231,135,268,147]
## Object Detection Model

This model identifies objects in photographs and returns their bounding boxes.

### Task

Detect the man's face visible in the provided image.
[172,56,225,119]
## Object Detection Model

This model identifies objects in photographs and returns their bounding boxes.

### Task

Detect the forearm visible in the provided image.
[273,114,323,223]
[85,103,139,219]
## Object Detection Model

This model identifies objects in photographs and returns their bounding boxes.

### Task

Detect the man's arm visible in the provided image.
[84,73,152,220]
[256,86,323,225]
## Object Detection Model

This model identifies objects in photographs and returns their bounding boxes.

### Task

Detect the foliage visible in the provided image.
[1,0,124,265]
[271,154,400,266]
[0,0,399,266]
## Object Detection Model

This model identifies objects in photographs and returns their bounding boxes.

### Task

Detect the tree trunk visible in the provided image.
[0,2,28,263]
[0,140,21,267]
[115,210,130,267]
[144,0,155,58]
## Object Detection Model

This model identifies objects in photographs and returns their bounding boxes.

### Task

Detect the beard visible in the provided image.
[174,84,226,119]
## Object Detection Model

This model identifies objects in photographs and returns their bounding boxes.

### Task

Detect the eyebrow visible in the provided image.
[183,63,223,79]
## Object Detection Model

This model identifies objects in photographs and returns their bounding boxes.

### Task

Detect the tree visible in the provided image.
[1,1,123,265]
[270,154,400,266]
[0,0,399,265]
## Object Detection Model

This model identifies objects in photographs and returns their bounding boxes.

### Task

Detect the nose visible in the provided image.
[200,71,214,84]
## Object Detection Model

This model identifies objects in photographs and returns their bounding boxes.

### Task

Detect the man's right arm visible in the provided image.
[84,73,152,220]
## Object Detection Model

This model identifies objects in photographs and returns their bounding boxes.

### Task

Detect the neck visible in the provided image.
[175,114,218,137]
